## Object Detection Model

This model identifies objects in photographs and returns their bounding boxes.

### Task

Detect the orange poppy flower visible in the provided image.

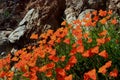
[98,61,112,74]
[73,19,81,26]
[14,50,23,56]
[39,65,47,72]
[91,46,99,54]
[109,69,118,77]
[46,71,52,77]
[30,74,38,80]
[93,16,99,22]
[23,72,30,77]
[47,29,53,36]
[92,10,97,16]
[98,50,108,58]
[98,66,107,74]
[61,20,67,26]
[11,57,19,61]
[76,39,83,46]
[104,61,112,68]
[76,45,84,53]
[84,19,93,27]
[99,18,107,24]
[49,49,56,55]
[96,38,105,46]
[70,48,77,56]
[55,38,61,43]
[65,64,71,71]
[82,50,90,58]
[0,60,3,69]
[63,38,70,44]
[15,60,26,69]
[65,74,72,80]
[92,21,97,27]
[50,35,57,41]
[83,33,89,39]
[7,71,14,77]
[48,55,53,60]
[105,37,111,43]
[0,71,6,78]
[99,10,107,17]
[60,56,66,62]
[56,68,66,77]
[111,18,117,25]
[69,56,77,64]
[38,51,46,59]
[48,40,55,46]
[8,77,13,80]
[85,13,91,18]
[108,10,113,15]
[72,43,77,48]
[48,55,59,62]
[59,29,68,38]
[30,33,38,39]
[72,27,82,39]
[47,62,55,70]
[27,46,32,50]
[5,65,10,71]
[84,69,96,80]
[99,30,107,36]
[52,56,59,62]
[106,16,111,20]
[40,33,48,39]
[87,38,92,43]
[28,61,36,67]
[5,54,11,64]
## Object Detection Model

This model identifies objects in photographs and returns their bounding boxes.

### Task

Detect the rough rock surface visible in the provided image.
[107,0,120,15]
[8,8,37,43]
[0,30,12,57]
[0,0,66,55]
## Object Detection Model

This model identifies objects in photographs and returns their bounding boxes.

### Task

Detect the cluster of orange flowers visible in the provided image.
[0,9,119,80]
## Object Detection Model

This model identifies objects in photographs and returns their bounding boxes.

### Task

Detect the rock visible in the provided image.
[111,0,119,3]
[87,0,106,9]
[11,47,18,54]
[0,31,12,37]
[117,2,120,8]
[66,0,84,8]
[0,30,13,56]
[8,25,26,43]
[0,9,3,14]
[65,0,84,17]
[19,9,35,26]
[37,0,66,29]
[107,0,120,15]
[0,39,12,57]
[65,8,77,23]
[8,8,39,43]
[65,0,84,23]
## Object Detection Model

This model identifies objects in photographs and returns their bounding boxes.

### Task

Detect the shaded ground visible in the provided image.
[0,0,28,30]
